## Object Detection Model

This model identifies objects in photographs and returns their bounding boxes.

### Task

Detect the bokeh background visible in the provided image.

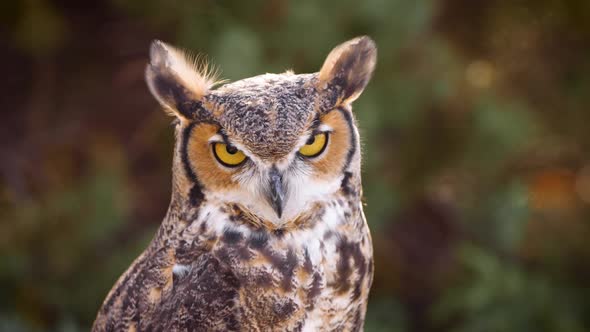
[2,0,590,331]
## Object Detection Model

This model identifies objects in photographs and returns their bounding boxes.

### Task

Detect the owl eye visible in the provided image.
[299,132,329,158]
[213,143,247,167]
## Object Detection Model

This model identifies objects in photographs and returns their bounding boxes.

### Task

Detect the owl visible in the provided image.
[92,36,376,332]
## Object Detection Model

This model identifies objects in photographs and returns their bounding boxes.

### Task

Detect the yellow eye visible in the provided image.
[299,132,328,157]
[213,143,247,167]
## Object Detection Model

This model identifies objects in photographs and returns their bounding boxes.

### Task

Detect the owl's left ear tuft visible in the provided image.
[145,40,221,120]
[317,36,377,107]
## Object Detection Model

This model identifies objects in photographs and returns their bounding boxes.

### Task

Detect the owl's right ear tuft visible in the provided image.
[145,40,220,120]
[317,36,377,108]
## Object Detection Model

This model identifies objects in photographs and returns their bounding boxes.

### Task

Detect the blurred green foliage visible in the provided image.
[1,0,590,331]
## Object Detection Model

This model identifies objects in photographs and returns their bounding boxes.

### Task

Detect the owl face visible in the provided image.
[146,37,376,225]
[182,102,354,224]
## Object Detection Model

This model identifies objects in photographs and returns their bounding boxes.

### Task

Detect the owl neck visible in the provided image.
[162,174,362,240]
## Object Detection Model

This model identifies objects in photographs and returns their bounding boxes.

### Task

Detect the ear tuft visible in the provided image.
[318,36,377,106]
[145,40,222,119]
[148,40,168,69]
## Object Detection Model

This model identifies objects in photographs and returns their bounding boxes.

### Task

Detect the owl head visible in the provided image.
[146,37,376,226]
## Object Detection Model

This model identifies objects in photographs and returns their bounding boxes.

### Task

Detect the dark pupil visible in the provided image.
[306,135,316,145]
[226,145,238,154]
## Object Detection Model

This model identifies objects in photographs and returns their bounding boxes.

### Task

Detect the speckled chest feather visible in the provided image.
[95,178,371,331]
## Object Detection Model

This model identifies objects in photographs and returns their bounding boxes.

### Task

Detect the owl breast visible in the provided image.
[170,193,373,332]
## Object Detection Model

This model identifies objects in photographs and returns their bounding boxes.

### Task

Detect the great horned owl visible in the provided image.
[93,36,376,332]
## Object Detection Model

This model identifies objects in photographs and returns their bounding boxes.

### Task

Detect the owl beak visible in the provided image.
[267,167,286,219]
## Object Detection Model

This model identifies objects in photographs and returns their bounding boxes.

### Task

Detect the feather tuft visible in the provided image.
[154,41,226,99]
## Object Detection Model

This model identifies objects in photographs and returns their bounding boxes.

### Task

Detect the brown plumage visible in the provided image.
[93,36,377,332]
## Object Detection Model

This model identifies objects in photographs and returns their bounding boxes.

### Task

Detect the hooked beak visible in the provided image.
[267,167,286,218]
